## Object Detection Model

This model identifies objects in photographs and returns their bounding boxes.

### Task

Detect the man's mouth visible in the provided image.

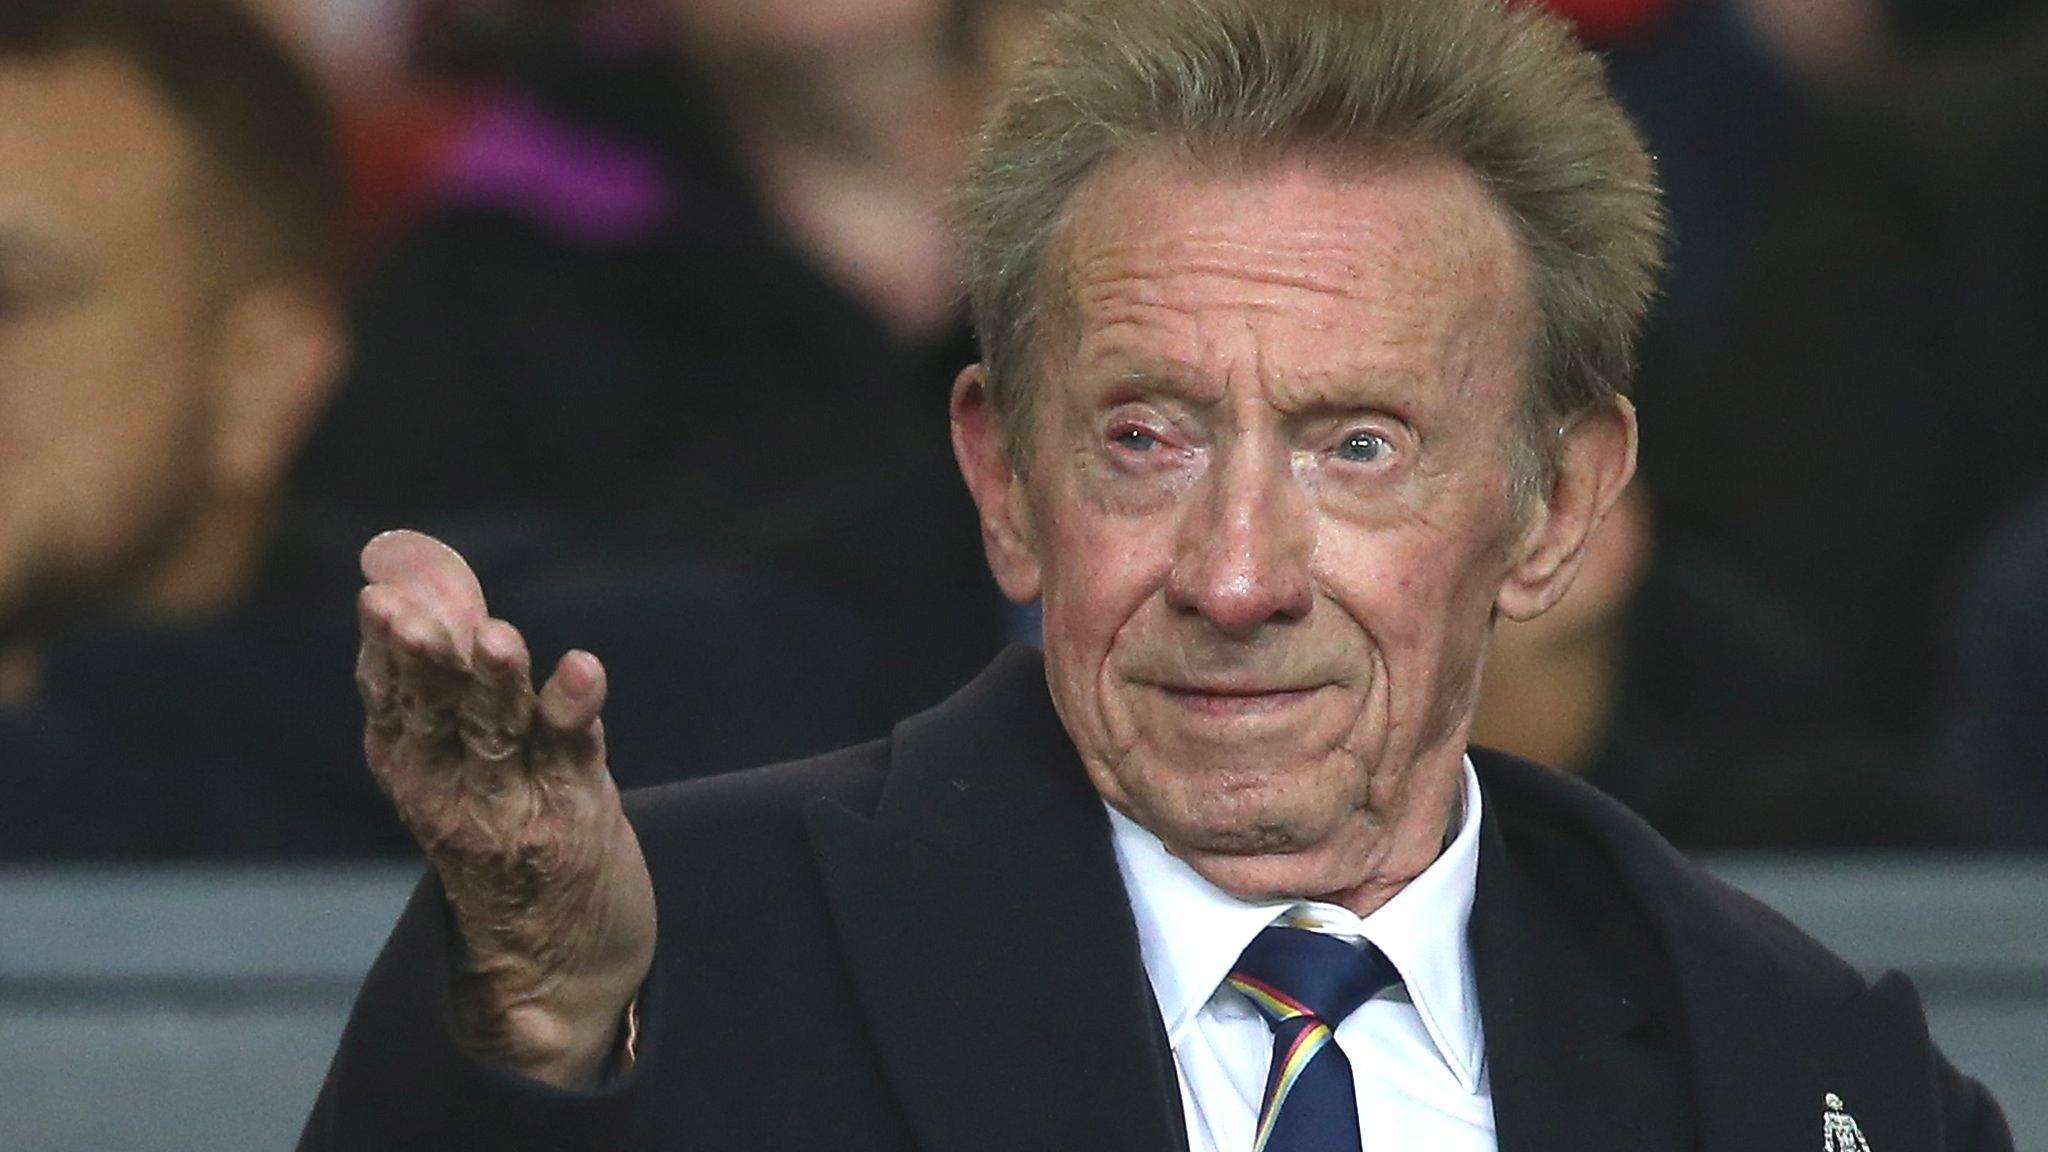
[1152,682,1327,716]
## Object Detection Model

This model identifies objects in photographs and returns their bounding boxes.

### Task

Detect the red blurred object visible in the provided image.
[337,86,482,273]
[1523,0,1680,44]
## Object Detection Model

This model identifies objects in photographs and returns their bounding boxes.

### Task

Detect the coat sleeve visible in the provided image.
[296,873,652,1152]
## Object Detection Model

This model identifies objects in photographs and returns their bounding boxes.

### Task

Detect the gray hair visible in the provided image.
[951,0,1664,488]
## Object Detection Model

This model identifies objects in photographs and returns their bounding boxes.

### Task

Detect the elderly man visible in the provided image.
[304,0,2010,1149]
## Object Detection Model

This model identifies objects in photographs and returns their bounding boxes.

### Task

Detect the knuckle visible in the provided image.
[355,671,393,713]
[398,702,458,741]
[457,696,532,765]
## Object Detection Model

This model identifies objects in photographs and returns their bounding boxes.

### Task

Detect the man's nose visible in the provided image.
[1164,439,1314,637]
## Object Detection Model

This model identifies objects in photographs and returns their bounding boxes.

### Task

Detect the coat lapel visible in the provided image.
[1646,872,1950,1152]
[1470,786,1695,1152]
[1472,750,1963,1152]
[804,649,1187,1152]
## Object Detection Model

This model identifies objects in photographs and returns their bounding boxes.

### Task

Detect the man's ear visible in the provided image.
[950,364,1043,603]
[206,280,348,495]
[1496,396,1639,622]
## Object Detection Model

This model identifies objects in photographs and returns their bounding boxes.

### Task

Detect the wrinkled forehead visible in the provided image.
[1038,146,1539,402]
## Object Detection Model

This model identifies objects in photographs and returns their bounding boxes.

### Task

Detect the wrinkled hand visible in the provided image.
[355,530,655,1088]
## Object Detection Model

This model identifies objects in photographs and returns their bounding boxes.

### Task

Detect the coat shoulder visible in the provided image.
[1472,746,1869,1004]
[1475,747,2012,1152]
[622,737,893,865]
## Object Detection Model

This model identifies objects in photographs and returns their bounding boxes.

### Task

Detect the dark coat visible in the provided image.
[300,648,2011,1151]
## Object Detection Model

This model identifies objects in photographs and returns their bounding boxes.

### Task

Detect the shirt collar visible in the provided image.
[1107,757,1487,1093]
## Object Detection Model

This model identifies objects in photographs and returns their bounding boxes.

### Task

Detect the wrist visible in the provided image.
[449,964,644,1089]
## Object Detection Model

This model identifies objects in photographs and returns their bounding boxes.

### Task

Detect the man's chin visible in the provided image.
[1171,839,1365,905]
[1166,816,1313,856]
[1146,805,1359,894]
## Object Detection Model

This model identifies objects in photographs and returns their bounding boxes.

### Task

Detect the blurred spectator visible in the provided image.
[1938,485,2048,847]
[0,0,346,670]
[1548,0,2035,320]
[1,0,973,856]
[1473,486,2000,849]
[293,0,1008,724]
[244,0,416,93]
[239,0,480,257]
[1640,0,2048,744]
[1534,0,2048,784]
[1562,7,1760,327]
[0,0,375,855]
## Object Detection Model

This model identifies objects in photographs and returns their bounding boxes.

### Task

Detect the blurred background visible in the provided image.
[0,0,2042,1147]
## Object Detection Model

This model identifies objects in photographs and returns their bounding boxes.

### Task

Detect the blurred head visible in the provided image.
[955,0,1058,88]
[665,0,944,57]
[664,0,966,158]
[0,0,347,638]
[948,0,1659,904]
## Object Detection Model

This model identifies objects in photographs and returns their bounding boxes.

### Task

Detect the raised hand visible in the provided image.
[354,530,655,1088]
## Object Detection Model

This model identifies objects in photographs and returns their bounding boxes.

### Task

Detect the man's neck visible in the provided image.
[0,643,39,710]
[1308,759,1468,918]
[129,494,271,620]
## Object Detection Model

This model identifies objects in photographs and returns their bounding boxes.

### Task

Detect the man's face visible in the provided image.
[0,52,222,629]
[988,151,1552,902]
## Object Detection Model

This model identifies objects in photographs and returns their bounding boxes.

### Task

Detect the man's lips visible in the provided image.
[1148,682,1330,716]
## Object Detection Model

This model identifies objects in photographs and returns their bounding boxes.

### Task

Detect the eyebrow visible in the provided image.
[1267,366,1431,412]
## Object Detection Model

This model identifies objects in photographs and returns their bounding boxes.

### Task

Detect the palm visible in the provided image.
[354,530,655,1081]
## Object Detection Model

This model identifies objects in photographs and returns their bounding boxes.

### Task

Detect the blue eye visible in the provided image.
[1335,431,1392,464]
[1113,428,1161,452]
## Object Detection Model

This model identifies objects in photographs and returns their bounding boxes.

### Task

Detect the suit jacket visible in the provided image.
[300,647,2011,1151]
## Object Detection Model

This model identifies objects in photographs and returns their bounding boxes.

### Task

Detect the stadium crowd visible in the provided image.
[2,0,2044,856]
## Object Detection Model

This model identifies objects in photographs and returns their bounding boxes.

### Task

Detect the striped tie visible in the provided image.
[1226,926,1399,1152]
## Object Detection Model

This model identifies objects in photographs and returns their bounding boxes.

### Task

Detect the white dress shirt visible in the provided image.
[1107,759,1496,1152]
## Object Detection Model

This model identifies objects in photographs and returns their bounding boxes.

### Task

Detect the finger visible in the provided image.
[456,619,537,765]
[355,584,406,725]
[383,587,473,744]
[532,649,608,779]
[358,585,447,791]
[360,529,489,652]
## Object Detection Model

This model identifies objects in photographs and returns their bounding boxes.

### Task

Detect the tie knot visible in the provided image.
[1227,925,1398,1027]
